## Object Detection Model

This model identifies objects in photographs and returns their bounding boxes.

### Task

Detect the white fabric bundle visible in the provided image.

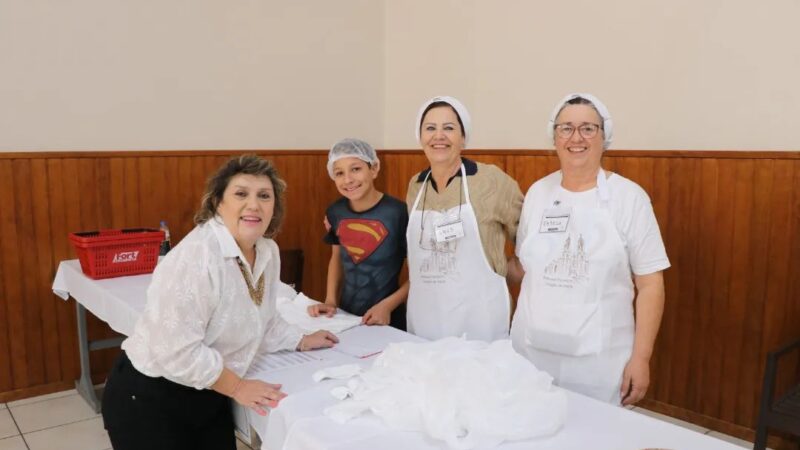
[323,337,567,449]
[276,291,362,334]
[312,364,362,383]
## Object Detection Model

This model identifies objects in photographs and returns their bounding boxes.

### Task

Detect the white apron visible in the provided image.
[406,164,510,342]
[511,170,635,405]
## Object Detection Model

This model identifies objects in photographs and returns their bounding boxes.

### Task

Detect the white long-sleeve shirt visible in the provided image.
[122,217,303,389]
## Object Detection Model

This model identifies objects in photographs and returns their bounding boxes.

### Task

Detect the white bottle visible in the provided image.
[159,221,171,255]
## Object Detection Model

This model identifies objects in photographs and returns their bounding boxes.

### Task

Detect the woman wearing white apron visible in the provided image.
[406,96,523,342]
[509,93,670,405]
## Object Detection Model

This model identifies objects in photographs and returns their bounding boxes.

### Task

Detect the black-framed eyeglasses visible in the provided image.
[554,122,602,139]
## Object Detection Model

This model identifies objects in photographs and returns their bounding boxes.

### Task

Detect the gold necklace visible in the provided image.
[236,258,264,306]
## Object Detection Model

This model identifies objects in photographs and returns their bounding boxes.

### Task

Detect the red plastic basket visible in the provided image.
[69,228,165,279]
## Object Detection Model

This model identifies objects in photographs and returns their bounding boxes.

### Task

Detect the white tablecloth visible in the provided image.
[249,326,743,450]
[53,260,743,450]
[52,259,149,336]
[52,259,300,336]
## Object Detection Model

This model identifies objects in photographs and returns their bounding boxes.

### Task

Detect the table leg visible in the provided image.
[75,302,101,413]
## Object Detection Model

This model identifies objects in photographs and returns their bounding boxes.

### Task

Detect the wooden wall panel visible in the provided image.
[739,160,773,425]
[721,160,754,424]
[175,156,196,239]
[30,159,59,384]
[122,158,140,227]
[506,154,561,191]
[15,159,46,388]
[45,158,76,385]
[0,159,27,390]
[0,149,798,447]
[0,160,15,392]
[669,158,699,407]
[707,159,738,417]
[777,160,800,406]
[379,152,429,202]
[692,158,719,414]
[270,154,338,303]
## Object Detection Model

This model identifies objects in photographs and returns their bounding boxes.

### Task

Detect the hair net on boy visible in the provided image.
[414,95,472,147]
[327,138,379,179]
[547,93,614,149]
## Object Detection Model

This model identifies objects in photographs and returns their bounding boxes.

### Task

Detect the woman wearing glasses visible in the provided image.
[509,93,669,406]
[406,95,523,342]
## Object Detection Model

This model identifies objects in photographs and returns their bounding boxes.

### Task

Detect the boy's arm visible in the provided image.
[325,245,343,306]
[362,272,409,326]
[308,245,343,318]
[379,279,409,311]
[363,201,410,325]
[361,256,410,325]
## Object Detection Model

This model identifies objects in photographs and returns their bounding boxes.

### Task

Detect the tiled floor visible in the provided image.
[0,389,770,450]
[0,389,253,450]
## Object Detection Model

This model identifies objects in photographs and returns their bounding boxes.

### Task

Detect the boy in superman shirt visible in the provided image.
[307,138,409,330]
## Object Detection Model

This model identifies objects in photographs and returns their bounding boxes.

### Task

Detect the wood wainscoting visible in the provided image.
[0,149,798,446]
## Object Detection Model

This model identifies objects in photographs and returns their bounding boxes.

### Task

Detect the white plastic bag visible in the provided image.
[323,338,567,449]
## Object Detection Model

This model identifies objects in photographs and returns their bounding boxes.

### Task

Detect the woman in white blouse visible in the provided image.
[101,155,338,450]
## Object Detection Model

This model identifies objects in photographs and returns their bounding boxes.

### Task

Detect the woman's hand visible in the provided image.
[307,302,337,318]
[362,302,391,326]
[297,330,339,351]
[231,379,287,416]
[506,256,525,285]
[622,272,664,406]
[620,356,650,406]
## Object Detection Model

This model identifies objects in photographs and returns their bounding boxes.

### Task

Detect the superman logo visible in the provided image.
[337,219,388,264]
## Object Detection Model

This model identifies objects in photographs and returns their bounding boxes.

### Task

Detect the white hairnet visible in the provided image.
[327,138,378,179]
[414,96,472,147]
[547,93,613,149]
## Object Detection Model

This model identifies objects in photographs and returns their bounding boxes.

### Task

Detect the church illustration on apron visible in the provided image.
[418,219,459,278]
[544,234,589,285]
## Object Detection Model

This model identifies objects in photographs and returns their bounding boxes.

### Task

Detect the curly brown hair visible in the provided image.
[194,155,286,238]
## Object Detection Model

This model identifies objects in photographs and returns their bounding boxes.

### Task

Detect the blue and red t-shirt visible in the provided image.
[323,194,408,330]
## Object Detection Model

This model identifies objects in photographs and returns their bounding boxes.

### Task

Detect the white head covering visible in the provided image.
[326,138,379,179]
[547,93,613,149]
[414,96,472,147]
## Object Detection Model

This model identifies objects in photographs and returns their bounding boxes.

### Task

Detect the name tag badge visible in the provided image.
[539,207,571,233]
[435,220,465,243]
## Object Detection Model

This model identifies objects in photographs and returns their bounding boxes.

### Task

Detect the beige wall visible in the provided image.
[0,0,384,151]
[3,1,799,151]
[384,0,800,150]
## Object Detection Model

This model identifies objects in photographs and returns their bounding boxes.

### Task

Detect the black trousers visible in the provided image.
[101,351,235,450]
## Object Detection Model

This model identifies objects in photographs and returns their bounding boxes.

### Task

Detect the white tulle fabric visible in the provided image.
[323,337,567,449]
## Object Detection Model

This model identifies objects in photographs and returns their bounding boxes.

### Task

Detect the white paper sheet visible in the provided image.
[277,293,363,334]
[332,325,423,359]
[251,350,325,372]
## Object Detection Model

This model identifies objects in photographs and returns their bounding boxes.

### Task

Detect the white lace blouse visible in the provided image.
[122,218,303,389]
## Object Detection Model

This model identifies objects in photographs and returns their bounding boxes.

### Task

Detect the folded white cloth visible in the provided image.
[276,292,362,334]
[330,386,353,400]
[324,338,567,450]
[311,364,362,383]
